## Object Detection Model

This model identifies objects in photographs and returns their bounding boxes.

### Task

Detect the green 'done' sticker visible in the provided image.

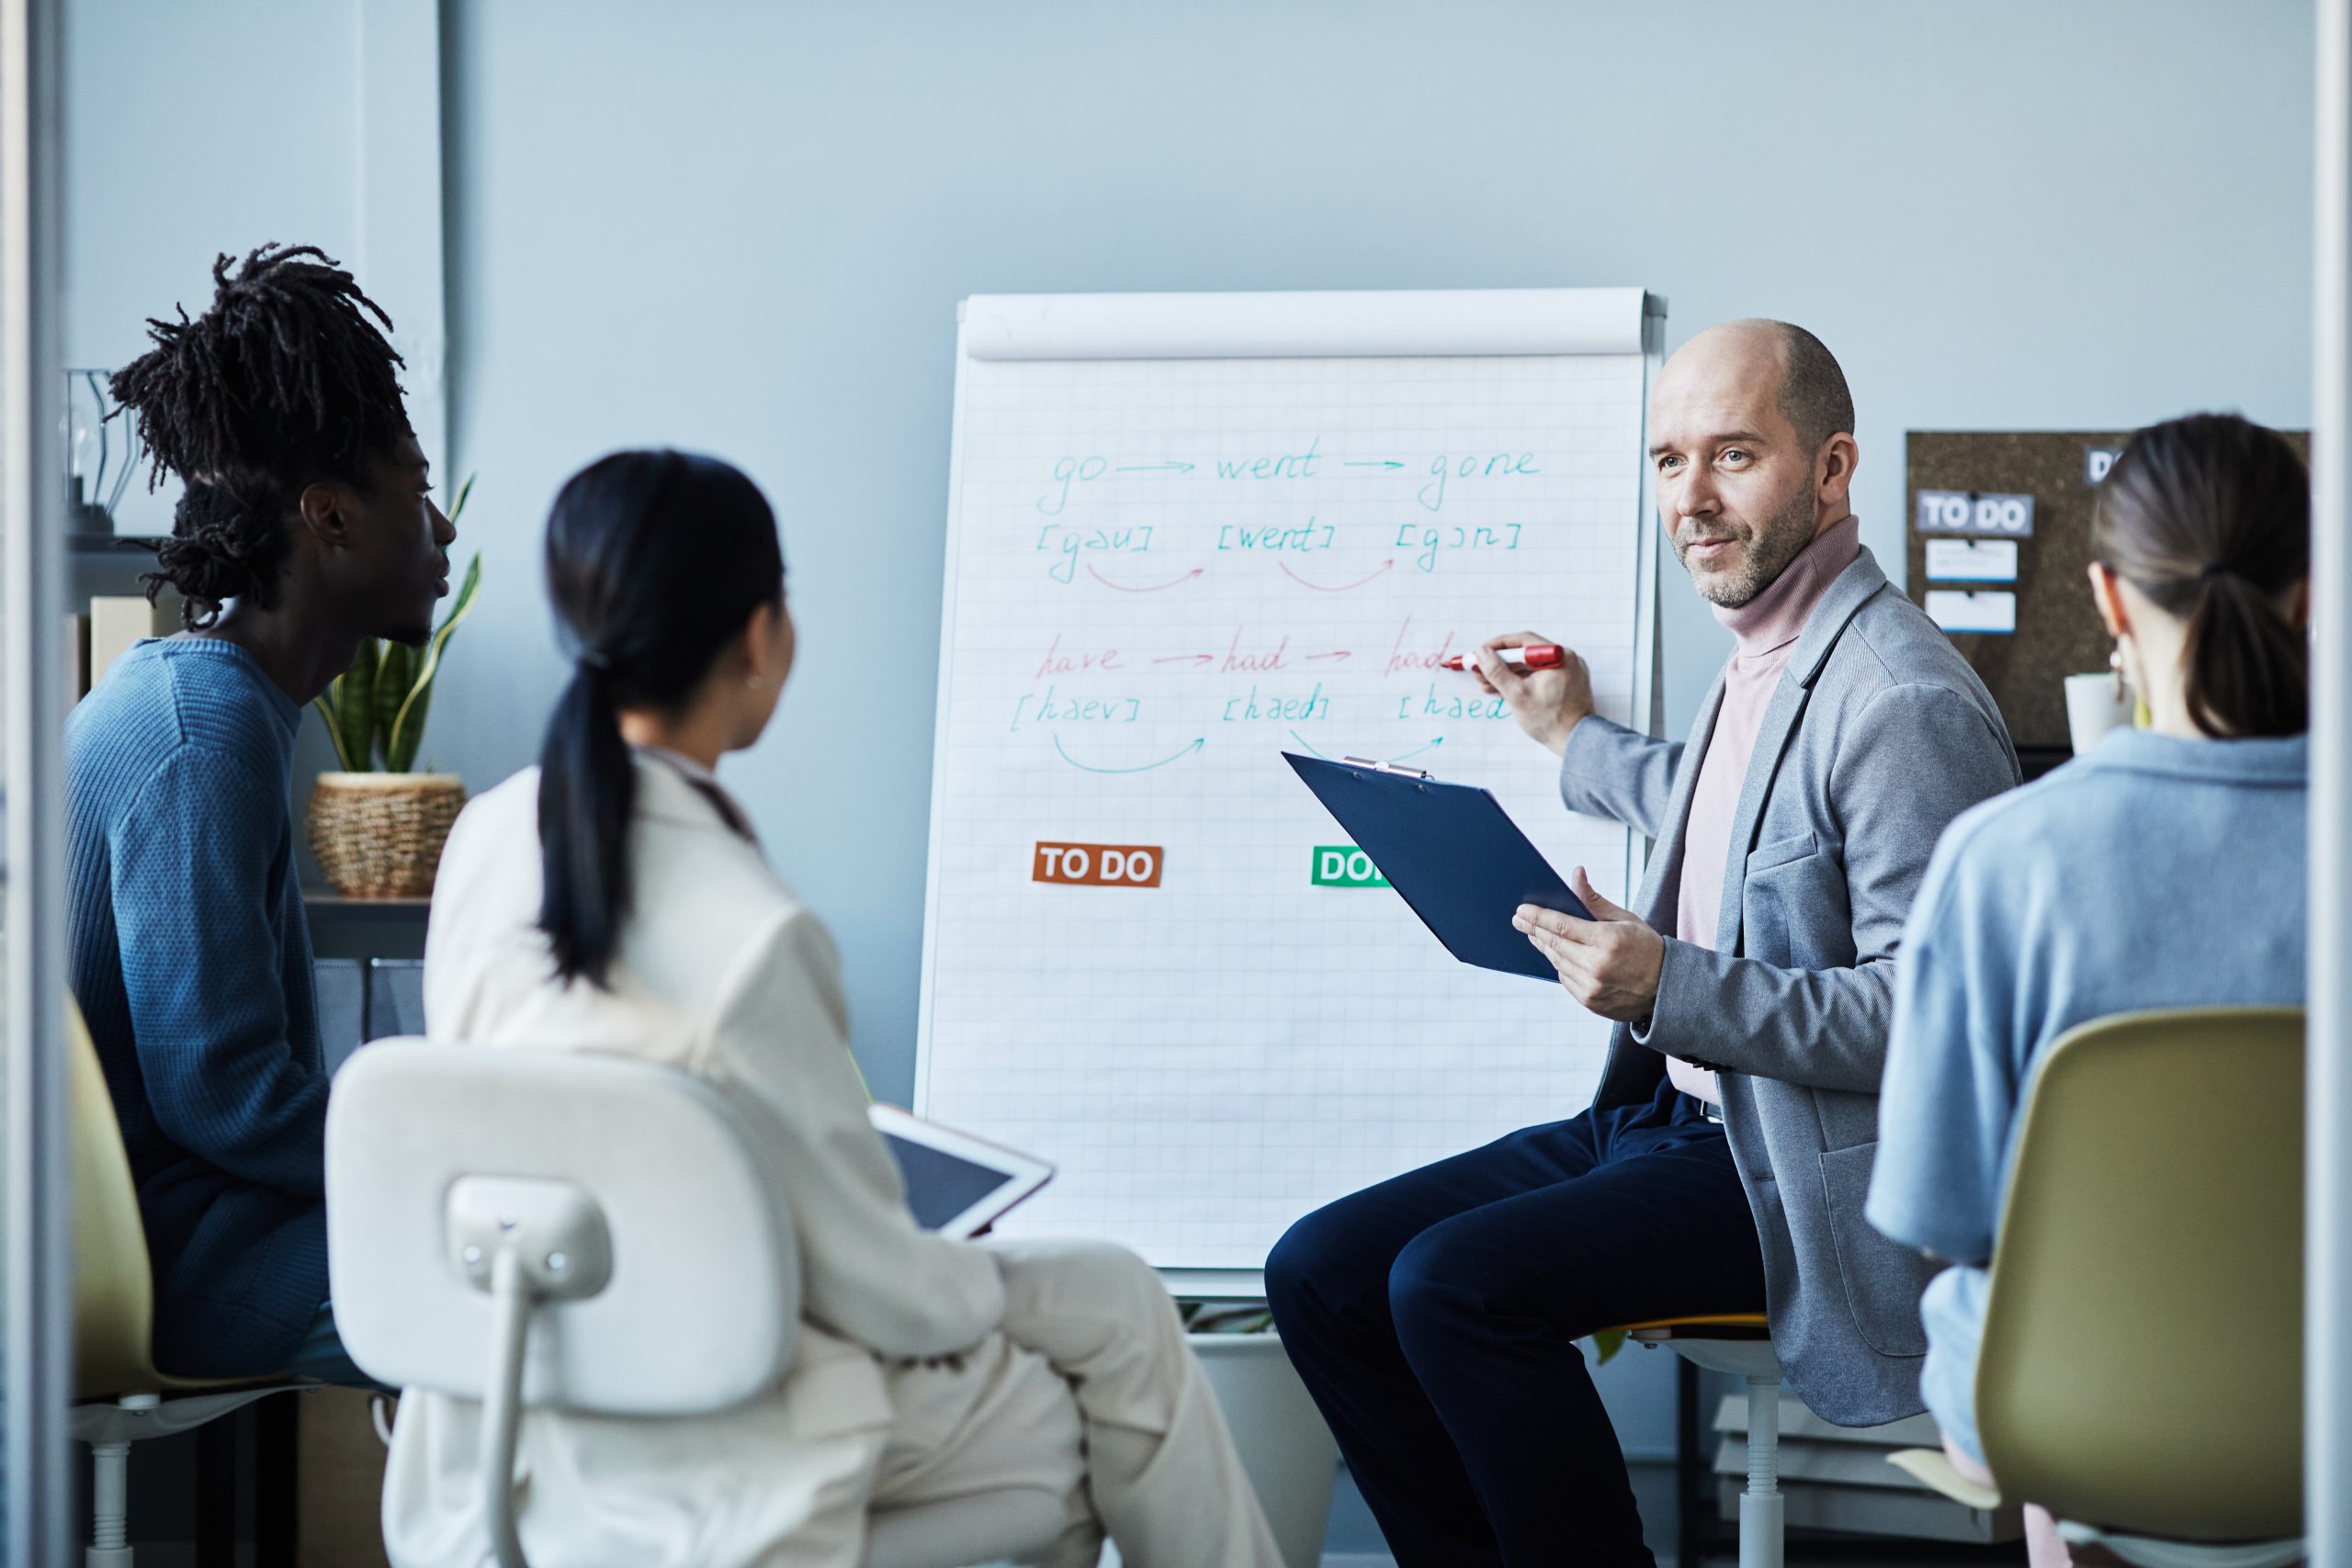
[1312,846,1390,888]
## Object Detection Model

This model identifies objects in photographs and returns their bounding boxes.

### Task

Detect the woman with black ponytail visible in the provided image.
[1869,412,2311,1568]
[413,451,1280,1568]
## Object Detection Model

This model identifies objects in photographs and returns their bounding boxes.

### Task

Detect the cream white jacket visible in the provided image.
[386,757,1005,1568]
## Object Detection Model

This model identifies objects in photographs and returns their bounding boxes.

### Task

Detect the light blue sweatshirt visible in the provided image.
[1866,727,2307,1464]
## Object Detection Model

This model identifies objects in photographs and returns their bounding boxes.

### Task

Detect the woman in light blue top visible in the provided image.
[1867,412,2309,1562]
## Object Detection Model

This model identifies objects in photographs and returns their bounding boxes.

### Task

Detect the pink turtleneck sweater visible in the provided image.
[1667,513,1861,1104]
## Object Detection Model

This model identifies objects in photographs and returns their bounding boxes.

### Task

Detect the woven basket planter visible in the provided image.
[306,772,468,898]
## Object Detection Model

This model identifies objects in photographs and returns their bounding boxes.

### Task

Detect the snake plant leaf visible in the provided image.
[372,641,414,768]
[311,472,482,773]
[332,640,379,773]
[386,552,482,774]
[311,694,355,771]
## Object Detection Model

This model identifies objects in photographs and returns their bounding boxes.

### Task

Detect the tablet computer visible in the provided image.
[869,1104,1055,1238]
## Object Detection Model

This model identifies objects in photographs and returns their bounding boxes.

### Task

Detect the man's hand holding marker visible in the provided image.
[1455,631,1597,757]
[1437,643,1567,671]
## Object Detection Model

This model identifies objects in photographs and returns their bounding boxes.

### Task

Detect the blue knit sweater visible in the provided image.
[67,637,327,1377]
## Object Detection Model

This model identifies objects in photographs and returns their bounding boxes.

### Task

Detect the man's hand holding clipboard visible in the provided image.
[1511,871,1666,1023]
[1289,752,1616,988]
[1463,628,1670,1021]
[1286,613,1668,1023]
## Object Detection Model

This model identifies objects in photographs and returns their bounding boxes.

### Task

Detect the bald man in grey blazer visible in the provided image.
[1267,320,2019,1568]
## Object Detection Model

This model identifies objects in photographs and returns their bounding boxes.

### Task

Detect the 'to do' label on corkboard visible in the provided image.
[1905,430,2306,753]
[1915,489,2036,538]
[1033,841,1164,888]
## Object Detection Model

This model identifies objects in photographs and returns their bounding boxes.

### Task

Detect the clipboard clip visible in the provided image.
[1342,756,1433,781]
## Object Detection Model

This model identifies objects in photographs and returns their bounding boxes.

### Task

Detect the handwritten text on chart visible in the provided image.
[1035,443,1543,517]
[1007,619,1532,751]
[1036,524,1154,583]
[997,438,1573,773]
[1219,520,1335,553]
[1033,841,1165,887]
[1010,688,1141,730]
[1033,520,1526,585]
[1028,621,1519,683]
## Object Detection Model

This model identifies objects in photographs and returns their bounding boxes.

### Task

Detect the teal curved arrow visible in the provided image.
[1285,732,1442,764]
[1053,736,1205,774]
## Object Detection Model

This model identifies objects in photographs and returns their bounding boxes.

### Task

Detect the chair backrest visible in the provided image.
[67,997,164,1399]
[1978,1007,2301,1540]
[325,1038,800,1416]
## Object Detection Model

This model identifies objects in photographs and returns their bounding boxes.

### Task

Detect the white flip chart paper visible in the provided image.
[916,290,1659,1271]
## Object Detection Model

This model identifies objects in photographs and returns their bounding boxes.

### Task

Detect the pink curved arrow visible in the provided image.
[1088,565,1204,593]
[1280,559,1395,593]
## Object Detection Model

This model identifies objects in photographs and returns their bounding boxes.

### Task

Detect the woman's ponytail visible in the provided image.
[2091,413,2310,739]
[532,450,785,988]
[537,660,637,987]
[2180,570,2309,743]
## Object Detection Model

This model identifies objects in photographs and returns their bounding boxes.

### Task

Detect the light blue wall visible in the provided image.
[58,0,2314,1128]
[437,0,2312,1106]
[64,0,362,539]
[63,0,439,864]
[59,0,2314,1539]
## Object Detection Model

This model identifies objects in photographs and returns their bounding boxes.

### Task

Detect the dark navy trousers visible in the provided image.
[1266,1079,1766,1568]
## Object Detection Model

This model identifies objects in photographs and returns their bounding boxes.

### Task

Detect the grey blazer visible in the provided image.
[1560,547,2018,1426]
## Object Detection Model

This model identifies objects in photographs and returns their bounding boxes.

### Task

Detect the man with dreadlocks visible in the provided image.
[67,244,456,1382]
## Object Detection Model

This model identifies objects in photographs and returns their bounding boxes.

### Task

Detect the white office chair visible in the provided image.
[324,1038,1065,1568]
[1613,1314,1783,1568]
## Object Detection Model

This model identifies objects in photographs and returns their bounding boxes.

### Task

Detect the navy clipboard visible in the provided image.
[1283,752,1592,982]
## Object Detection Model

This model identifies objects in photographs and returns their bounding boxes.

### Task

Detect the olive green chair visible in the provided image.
[1889,1007,2303,1563]
[67,998,310,1566]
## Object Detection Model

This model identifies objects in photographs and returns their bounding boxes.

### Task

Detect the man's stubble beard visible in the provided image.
[1677,483,1820,609]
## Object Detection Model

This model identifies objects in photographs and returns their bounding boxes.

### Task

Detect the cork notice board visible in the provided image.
[1904,429,2307,751]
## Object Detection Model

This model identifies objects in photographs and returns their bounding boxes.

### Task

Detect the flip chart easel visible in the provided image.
[915,288,1664,1292]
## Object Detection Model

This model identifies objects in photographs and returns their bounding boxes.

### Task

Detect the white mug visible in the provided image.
[2064,671,2137,754]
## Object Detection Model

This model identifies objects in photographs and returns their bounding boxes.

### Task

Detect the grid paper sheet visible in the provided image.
[918,343,1650,1270]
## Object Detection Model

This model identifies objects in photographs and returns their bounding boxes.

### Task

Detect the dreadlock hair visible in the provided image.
[108,243,413,628]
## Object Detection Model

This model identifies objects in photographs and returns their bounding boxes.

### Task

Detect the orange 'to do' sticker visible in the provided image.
[1033,842,1164,888]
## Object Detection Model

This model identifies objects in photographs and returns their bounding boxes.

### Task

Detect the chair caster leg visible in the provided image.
[1740,1373,1783,1568]
[88,1438,132,1567]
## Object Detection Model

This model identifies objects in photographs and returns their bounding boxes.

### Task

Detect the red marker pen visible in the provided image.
[1440,644,1566,672]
